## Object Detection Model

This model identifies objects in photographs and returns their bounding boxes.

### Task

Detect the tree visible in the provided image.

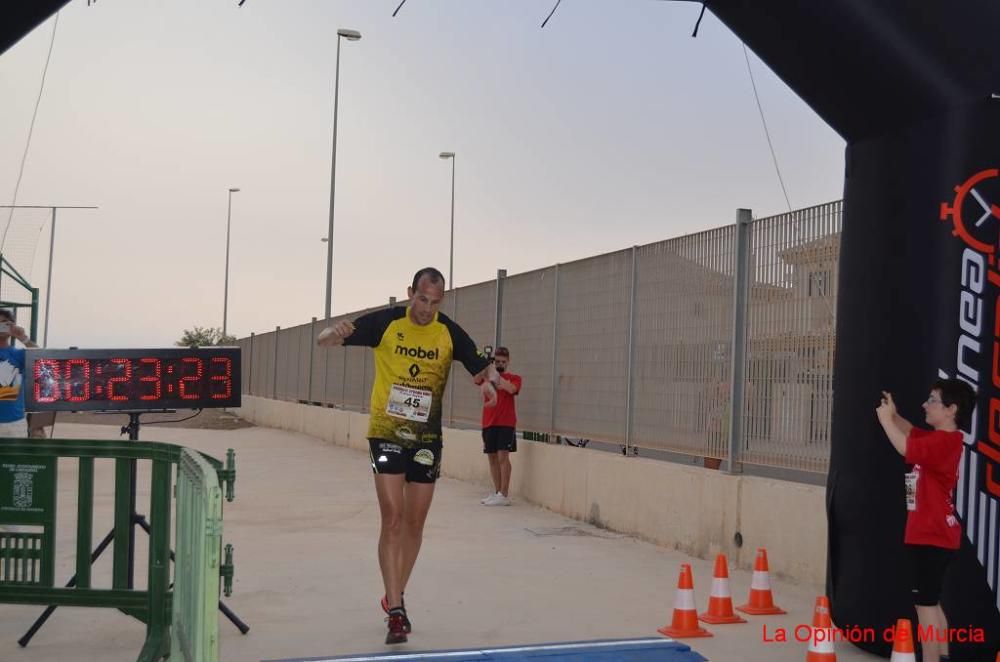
[176,326,237,347]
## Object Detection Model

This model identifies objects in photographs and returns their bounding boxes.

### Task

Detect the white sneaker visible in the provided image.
[481,492,501,505]
[484,494,511,507]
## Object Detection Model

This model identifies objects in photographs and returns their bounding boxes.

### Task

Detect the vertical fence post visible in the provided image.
[341,342,349,409]
[549,264,560,436]
[30,287,39,343]
[495,269,506,347]
[449,288,459,426]
[273,326,280,400]
[308,317,316,403]
[624,247,638,454]
[725,208,752,474]
[76,458,94,589]
[248,332,254,396]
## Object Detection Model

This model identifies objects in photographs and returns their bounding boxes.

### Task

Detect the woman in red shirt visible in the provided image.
[876,378,975,662]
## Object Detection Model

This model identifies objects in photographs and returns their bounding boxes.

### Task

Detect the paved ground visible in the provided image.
[0,421,880,662]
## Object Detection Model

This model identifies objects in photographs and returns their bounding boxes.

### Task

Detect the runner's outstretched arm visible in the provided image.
[317,320,356,347]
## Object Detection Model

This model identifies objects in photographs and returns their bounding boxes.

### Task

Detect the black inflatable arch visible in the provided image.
[706,1,1000,658]
[3,1,999,658]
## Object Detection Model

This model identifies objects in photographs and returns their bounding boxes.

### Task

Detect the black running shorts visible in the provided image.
[905,543,955,606]
[368,439,442,483]
[482,426,517,453]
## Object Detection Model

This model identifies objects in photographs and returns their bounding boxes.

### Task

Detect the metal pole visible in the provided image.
[624,247,638,453]
[549,264,560,434]
[449,156,456,289]
[248,332,254,396]
[494,269,506,347]
[342,342,349,407]
[449,288,458,426]
[29,287,39,343]
[308,317,316,403]
[725,208,753,474]
[223,190,235,336]
[43,207,56,346]
[325,36,343,320]
[273,326,280,400]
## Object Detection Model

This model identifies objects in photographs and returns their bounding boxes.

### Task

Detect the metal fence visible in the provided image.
[172,448,228,662]
[237,200,842,477]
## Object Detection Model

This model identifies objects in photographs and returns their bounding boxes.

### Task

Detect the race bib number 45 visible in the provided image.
[387,384,432,422]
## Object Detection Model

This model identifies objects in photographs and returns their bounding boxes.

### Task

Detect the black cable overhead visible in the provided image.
[540,0,563,28]
[691,2,707,37]
[742,43,792,212]
[3,11,59,251]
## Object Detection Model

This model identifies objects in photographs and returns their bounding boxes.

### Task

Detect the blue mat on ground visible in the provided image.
[264,637,708,662]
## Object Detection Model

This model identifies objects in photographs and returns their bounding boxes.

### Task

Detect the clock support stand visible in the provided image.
[17,411,250,648]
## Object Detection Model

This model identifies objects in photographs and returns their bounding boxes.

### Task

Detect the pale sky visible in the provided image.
[0,0,845,348]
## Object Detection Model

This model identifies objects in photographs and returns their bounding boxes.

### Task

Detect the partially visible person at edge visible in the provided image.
[317,267,499,645]
[475,346,521,506]
[0,309,38,439]
[876,378,975,662]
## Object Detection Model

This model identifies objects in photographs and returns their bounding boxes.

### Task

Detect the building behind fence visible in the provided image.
[237,200,842,479]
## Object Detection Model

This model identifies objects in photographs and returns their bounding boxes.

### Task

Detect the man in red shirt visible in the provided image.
[478,347,521,506]
[876,378,975,662]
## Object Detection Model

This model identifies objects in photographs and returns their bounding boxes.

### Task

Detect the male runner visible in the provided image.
[318,267,499,644]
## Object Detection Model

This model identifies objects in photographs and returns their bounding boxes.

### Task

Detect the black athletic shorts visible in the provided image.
[905,544,955,606]
[368,439,442,483]
[482,426,517,453]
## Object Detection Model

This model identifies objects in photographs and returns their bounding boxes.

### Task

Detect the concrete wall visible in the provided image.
[234,395,827,586]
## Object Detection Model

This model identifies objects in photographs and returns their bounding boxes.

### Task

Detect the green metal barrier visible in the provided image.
[0,438,236,662]
[171,448,236,662]
[0,454,56,587]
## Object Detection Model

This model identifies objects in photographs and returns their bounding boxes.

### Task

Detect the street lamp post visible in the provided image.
[223,187,240,337]
[439,151,455,289]
[325,28,362,320]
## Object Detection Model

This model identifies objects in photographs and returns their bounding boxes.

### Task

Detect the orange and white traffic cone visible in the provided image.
[805,596,836,661]
[889,618,916,662]
[736,548,786,615]
[698,554,746,624]
[657,563,713,639]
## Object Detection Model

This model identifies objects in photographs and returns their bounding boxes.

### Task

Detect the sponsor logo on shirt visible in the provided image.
[394,344,439,360]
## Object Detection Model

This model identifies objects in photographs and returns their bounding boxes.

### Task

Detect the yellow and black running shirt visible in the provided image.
[345,306,489,446]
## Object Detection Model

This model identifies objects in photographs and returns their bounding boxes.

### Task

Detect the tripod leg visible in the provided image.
[18,528,117,647]
[219,602,250,634]
[135,515,250,635]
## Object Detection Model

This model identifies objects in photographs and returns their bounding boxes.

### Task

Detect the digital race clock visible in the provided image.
[25,348,241,412]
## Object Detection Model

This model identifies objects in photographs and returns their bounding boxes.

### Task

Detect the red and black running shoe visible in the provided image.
[381,595,410,633]
[385,612,408,644]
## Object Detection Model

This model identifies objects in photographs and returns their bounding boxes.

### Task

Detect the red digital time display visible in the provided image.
[25,348,241,412]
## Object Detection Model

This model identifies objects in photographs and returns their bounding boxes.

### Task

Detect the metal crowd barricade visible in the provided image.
[0,438,236,662]
[172,448,235,662]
